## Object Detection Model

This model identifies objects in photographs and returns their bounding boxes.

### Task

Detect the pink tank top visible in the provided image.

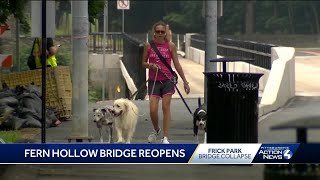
[148,41,173,81]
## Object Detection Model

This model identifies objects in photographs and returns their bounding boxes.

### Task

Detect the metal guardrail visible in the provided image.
[88,32,146,100]
[88,32,123,53]
[130,33,186,51]
[190,34,276,70]
[121,33,146,100]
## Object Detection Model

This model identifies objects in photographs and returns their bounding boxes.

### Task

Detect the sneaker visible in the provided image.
[148,128,161,143]
[161,137,170,144]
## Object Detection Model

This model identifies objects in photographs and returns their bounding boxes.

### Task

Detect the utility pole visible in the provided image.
[204,0,218,104]
[102,1,107,100]
[122,9,124,32]
[15,18,20,72]
[71,1,89,141]
[106,1,108,32]
[41,0,47,143]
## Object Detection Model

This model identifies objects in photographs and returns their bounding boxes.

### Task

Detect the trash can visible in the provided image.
[205,58,263,143]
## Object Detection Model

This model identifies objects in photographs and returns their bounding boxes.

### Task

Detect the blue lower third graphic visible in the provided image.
[2,143,320,164]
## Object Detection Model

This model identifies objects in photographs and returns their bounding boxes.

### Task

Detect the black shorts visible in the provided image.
[148,79,175,97]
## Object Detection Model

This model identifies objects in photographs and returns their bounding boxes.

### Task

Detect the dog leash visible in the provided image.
[174,83,193,115]
[150,67,159,96]
[129,66,159,100]
[159,68,193,116]
[129,81,148,100]
[129,65,193,117]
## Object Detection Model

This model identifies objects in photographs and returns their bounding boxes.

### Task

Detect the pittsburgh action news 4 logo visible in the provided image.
[258,147,293,160]
[283,149,293,159]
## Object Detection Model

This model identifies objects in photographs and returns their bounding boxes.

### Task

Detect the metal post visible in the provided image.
[106,1,108,32]
[204,0,217,105]
[102,1,107,101]
[122,9,124,32]
[15,18,20,72]
[41,0,47,144]
[177,34,180,50]
[71,1,89,140]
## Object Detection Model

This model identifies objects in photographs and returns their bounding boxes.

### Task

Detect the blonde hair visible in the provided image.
[151,21,171,42]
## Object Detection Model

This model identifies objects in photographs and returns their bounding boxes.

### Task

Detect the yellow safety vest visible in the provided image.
[33,38,58,68]
[47,55,57,67]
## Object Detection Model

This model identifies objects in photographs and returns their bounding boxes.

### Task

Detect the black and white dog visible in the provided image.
[93,106,114,143]
[193,97,207,143]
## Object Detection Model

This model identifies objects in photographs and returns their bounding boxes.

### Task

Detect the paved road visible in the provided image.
[296,48,320,56]
[2,164,264,180]
[295,56,320,96]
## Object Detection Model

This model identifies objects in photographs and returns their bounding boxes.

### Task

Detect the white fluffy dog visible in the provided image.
[110,98,138,144]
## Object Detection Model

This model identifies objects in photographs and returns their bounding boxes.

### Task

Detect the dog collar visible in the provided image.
[197,109,206,115]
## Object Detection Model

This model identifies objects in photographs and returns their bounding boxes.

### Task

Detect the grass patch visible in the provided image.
[89,85,108,102]
[0,131,21,143]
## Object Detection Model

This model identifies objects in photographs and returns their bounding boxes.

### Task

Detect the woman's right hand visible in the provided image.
[149,63,160,72]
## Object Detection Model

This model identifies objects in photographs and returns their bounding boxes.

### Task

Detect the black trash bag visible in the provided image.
[14,85,26,96]
[25,85,42,98]
[19,108,54,128]
[0,116,27,130]
[22,116,42,128]
[19,109,42,128]
[0,105,14,117]
[19,108,40,120]
[0,96,19,108]
[0,105,14,129]
[0,91,16,99]
[46,108,60,127]
[18,93,42,114]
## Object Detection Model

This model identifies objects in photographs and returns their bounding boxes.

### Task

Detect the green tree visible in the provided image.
[163,1,205,33]
[0,0,29,33]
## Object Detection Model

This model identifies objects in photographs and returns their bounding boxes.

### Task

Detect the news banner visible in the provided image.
[0,143,319,164]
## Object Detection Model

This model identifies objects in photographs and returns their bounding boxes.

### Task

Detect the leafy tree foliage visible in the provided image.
[2,0,320,35]
[0,0,29,33]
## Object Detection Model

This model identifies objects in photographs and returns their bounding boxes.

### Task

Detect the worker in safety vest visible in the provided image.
[33,37,59,68]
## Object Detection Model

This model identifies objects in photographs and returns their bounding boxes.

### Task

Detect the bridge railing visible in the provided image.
[88,32,123,53]
[190,34,277,70]
[122,33,146,100]
[130,33,186,51]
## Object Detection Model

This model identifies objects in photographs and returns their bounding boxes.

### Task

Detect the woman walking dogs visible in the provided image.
[142,21,190,144]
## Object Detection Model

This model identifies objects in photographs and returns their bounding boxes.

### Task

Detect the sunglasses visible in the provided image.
[155,30,166,34]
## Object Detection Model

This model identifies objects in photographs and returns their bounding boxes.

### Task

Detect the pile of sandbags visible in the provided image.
[0,83,60,130]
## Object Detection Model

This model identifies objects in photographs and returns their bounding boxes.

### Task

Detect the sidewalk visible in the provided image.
[2,56,320,179]
[3,96,320,180]
[1,98,265,180]
[173,58,204,99]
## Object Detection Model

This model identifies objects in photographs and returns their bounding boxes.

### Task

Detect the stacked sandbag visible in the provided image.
[0,83,60,130]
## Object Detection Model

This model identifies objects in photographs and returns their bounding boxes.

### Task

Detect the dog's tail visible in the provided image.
[198,97,201,108]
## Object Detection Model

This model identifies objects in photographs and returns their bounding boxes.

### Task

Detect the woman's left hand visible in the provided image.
[184,82,190,94]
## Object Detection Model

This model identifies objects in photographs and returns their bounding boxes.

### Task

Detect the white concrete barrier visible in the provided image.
[119,60,138,99]
[185,38,295,117]
[186,46,270,95]
[88,53,128,100]
[259,47,295,116]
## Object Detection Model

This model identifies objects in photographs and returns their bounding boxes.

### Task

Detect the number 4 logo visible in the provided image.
[283,149,293,160]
